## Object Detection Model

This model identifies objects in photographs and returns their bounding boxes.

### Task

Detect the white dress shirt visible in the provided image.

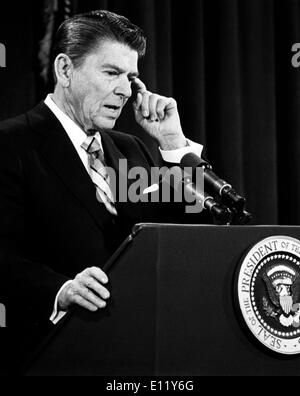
[44,94,204,324]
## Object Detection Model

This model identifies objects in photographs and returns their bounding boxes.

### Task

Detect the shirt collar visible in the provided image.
[44,94,103,151]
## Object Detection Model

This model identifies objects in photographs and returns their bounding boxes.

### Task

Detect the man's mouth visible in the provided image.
[104,105,121,111]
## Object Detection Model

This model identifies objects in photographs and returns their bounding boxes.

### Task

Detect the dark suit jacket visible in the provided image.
[0,102,209,368]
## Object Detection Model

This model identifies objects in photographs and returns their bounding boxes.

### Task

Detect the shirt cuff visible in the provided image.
[50,280,72,325]
[159,139,203,164]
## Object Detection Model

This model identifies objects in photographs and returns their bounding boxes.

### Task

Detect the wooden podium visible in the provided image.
[25,224,300,376]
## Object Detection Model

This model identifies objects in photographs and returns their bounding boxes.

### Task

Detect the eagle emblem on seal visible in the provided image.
[263,264,300,328]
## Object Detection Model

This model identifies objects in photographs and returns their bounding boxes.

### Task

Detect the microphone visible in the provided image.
[164,166,232,224]
[183,179,233,224]
[180,153,252,225]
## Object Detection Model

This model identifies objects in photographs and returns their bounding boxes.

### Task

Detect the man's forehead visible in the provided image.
[92,40,139,73]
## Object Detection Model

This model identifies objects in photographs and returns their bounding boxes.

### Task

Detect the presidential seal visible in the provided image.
[237,235,300,355]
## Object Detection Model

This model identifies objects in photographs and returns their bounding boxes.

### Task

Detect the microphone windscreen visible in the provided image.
[180,153,208,169]
[180,153,203,169]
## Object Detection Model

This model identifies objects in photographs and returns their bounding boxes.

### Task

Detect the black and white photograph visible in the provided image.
[1,0,300,379]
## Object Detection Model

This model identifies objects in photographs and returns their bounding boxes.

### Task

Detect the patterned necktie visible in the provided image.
[81,135,117,216]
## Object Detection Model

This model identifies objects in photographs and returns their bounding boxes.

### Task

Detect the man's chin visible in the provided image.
[94,117,117,131]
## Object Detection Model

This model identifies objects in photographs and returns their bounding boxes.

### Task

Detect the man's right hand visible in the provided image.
[57,267,110,312]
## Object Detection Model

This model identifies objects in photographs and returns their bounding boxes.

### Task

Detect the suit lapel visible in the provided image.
[100,129,141,204]
[100,129,148,223]
[26,102,112,232]
[100,129,127,170]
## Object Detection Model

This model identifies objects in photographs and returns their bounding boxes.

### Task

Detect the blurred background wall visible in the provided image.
[1,0,300,225]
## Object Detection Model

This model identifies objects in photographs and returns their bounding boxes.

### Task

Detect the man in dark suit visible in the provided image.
[0,10,205,367]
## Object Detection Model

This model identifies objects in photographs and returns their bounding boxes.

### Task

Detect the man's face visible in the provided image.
[66,40,139,132]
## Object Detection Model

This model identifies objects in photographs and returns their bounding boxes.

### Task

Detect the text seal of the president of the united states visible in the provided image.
[237,235,300,355]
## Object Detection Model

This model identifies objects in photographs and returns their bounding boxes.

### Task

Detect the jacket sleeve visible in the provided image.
[130,134,211,224]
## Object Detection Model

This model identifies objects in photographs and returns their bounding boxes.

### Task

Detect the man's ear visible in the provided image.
[54,53,73,88]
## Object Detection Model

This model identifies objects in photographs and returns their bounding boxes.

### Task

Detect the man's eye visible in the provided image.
[106,71,119,76]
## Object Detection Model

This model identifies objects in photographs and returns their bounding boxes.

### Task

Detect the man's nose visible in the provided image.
[114,77,132,99]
